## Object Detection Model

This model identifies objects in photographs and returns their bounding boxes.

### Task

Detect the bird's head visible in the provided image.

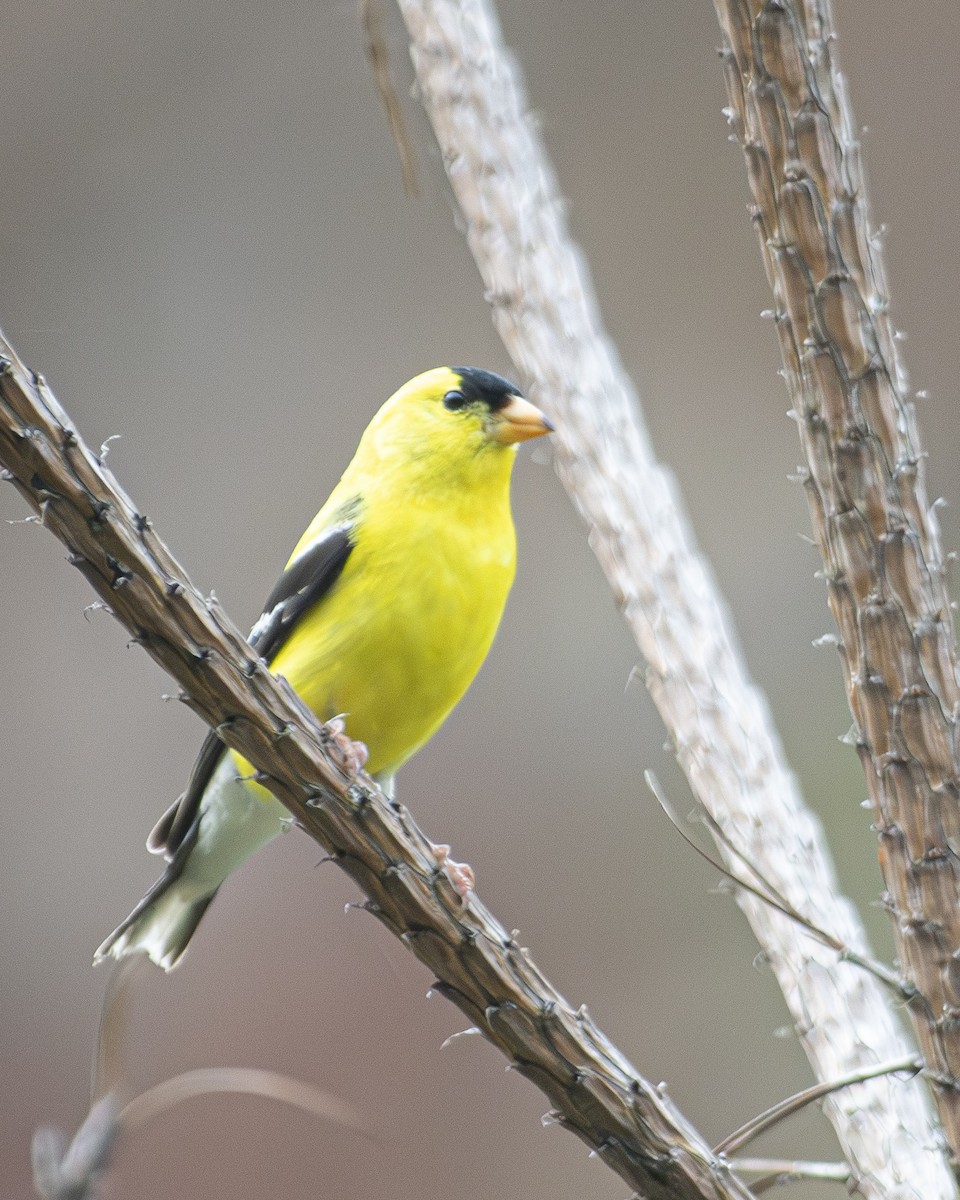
[363,367,553,477]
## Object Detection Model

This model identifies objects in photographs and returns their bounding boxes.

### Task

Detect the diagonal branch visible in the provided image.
[0,338,756,1200]
[394,0,955,1196]
[713,0,960,1174]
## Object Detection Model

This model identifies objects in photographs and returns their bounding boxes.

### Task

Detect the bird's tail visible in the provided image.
[97,754,288,971]
[94,866,218,972]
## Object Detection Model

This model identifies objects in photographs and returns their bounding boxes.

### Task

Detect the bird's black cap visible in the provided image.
[450,366,523,411]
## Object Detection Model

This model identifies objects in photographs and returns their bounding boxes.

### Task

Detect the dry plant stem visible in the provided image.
[395,0,954,1196]
[730,1156,850,1185]
[715,1056,921,1156]
[713,0,960,1173]
[360,0,419,196]
[0,345,754,1200]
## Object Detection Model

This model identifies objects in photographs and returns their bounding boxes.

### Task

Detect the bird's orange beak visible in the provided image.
[487,395,555,444]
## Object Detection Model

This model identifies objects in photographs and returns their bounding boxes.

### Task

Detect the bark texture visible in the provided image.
[396,0,955,1195]
[0,337,755,1200]
[713,0,960,1174]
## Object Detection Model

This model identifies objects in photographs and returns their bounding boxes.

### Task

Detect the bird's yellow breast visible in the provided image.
[268,476,517,778]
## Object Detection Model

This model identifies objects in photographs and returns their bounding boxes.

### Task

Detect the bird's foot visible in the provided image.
[324,716,369,776]
[430,843,475,903]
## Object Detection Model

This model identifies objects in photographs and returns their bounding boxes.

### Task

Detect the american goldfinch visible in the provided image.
[95,366,552,970]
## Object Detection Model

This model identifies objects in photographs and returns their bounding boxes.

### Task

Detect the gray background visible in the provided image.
[1,3,957,1197]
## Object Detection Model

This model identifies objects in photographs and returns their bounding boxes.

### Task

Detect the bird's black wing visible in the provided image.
[147,515,357,859]
[247,519,355,663]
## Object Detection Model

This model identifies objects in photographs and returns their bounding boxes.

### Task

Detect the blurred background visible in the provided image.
[1,2,957,1197]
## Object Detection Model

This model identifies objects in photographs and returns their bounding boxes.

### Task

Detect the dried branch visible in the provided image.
[360,0,419,195]
[730,1157,851,1191]
[393,0,954,1195]
[0,343,755,1200]
[33,1069,367,1200]
[32,1096,118,1200]
[119,1068,369,1137]
[713,0,960,1175]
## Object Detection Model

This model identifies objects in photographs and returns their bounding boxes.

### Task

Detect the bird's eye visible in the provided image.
[443,389,467,411]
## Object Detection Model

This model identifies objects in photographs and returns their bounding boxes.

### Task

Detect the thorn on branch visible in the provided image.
[305,786,334,808]
[485,1000,518,1031]
[346,782,373,806]
[82,601,112,622]
[440,1027,482,1050]
[97,435,121,463]
[31,471,61,500]
[104,556,133,589]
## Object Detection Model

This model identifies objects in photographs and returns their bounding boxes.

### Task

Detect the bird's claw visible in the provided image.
[430,842,475,903]
[324,716,369,776]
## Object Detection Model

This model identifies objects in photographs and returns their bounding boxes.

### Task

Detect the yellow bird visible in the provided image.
[95,367,553,969]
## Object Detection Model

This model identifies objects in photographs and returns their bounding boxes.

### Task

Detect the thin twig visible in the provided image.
[730,1157,850,1188]
[715,1057,923,1156]
[120,1068,371,1137]
[360,0,419,195]
[91,957,140,1104]
[40,1061,369,1200]
[646,771,903,994]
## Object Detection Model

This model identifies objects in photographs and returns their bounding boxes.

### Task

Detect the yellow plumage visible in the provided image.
[271,374,520,775]
[95,366,552,969]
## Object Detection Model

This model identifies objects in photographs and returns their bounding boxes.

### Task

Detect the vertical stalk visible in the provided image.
[713,0,960,1172]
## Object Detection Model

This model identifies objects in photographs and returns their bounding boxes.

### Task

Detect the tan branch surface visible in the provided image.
[713,0,960,1174]
[395,0,955,1195]
[0,341,756,1200]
